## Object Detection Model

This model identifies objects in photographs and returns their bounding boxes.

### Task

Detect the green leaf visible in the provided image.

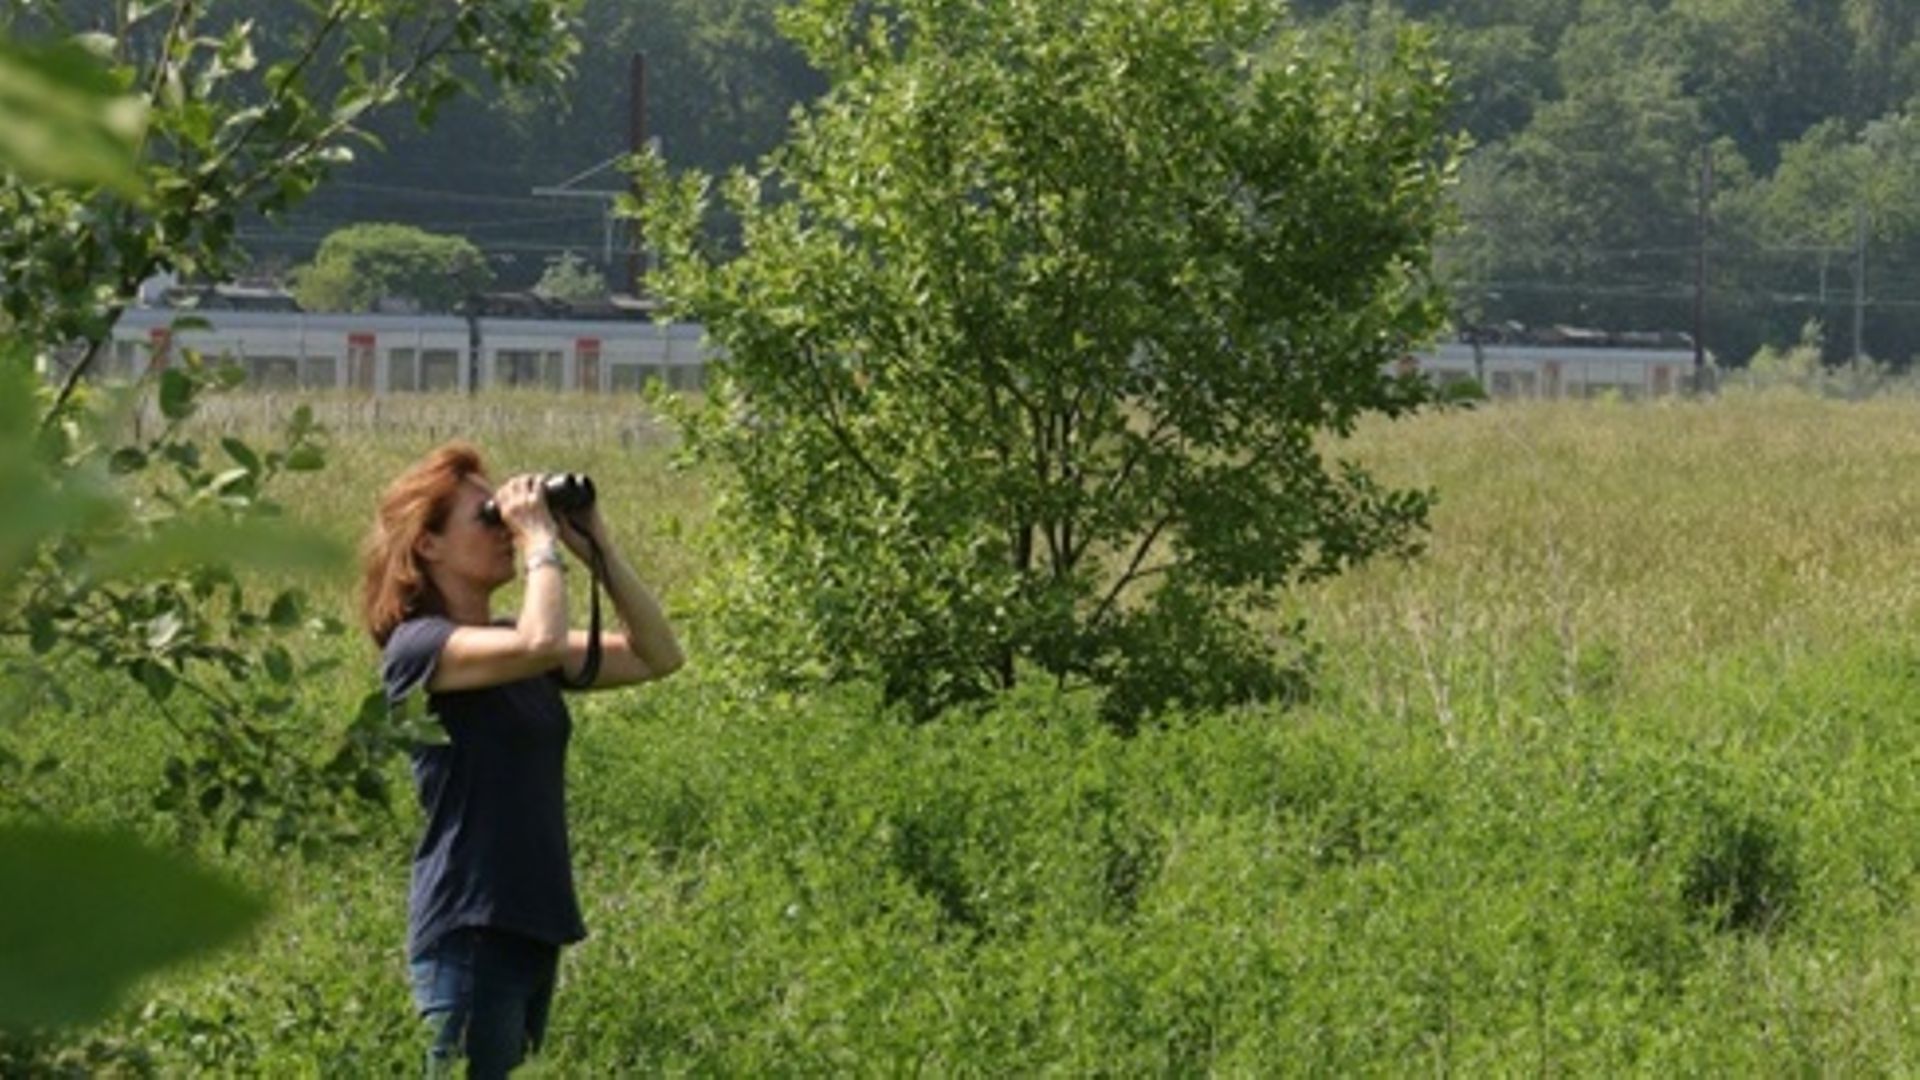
[284,445,325,472]
[133,658,175,702]
[221,437,262,474]
[267,590,304,628]
[87,517,346,580]
[158,369,195,420]
[262,644,293,684]
[108,447,148,474]
[391,687,448,747]
[354,688,386,731]
[0,41,148,197]
[26,609,55,655]
[0,466,119,590]
[0,825,264,1030]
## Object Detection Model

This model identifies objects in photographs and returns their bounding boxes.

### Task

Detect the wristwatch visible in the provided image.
[525,544,566,575]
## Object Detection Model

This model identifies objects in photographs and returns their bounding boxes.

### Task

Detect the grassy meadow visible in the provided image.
[14,389,1920,1073]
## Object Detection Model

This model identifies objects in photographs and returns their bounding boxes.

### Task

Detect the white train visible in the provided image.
[1407,332,1699,400]
[100,304,1697,401]
[104,304,713,394]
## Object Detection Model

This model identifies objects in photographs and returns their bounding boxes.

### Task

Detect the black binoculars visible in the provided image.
[479,473,596,527]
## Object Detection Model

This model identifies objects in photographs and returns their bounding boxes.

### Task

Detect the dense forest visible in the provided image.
[217,0,1920,366]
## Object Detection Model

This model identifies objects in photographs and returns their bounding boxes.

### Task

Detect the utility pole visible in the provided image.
[1692,147,1711,391]
[627,52,647,298]
[1853,205,1869,365]
[530,53,651,297]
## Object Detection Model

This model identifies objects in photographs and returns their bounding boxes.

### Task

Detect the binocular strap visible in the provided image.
[555,530,606,691]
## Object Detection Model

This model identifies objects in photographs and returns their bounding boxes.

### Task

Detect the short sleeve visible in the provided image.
[382,616,457,704]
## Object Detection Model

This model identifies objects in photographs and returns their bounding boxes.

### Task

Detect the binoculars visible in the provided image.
[478,473,596,528]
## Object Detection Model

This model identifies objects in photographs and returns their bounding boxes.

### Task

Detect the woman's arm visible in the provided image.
[557,509,685,690]
[427,476,571,692]
[428,554,569,691]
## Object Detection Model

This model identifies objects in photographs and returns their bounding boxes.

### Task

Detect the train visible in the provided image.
[91,295,1699,401]
[100,297,713,395]
[1407,326,1700,400]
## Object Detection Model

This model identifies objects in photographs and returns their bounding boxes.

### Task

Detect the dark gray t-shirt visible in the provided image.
[382,615,586,958]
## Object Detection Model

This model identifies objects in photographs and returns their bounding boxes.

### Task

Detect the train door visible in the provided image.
[147,327,171,373]
[1652,365,1672,396]
[348,332,377,391]
[576,337,601,394]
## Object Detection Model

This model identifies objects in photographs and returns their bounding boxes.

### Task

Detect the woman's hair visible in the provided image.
[361,441,489,645]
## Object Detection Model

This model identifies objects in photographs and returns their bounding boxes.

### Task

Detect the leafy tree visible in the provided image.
[1444,0,1719,336]
[1716,108,1920,362]
[0,1,576,1041]
[3,0,577,829]
[291,222,492,312]
[1671,0,1848,172]
[1428,19,1556,144]
[533,250,610,304]
[2,0,576,405]
[636,0,1456,727]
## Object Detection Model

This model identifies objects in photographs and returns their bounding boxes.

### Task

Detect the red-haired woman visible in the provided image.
[361,442,683,1078]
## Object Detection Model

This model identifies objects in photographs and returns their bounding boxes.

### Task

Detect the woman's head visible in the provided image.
[361,441,513,643]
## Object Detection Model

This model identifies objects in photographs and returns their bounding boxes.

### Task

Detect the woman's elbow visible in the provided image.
[644,641,687,679]
[525,632,569,667]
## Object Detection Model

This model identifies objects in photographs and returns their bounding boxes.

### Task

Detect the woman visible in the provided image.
[361,442,684,1077]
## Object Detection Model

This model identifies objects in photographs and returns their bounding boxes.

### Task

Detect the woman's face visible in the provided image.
[419,475,515,592]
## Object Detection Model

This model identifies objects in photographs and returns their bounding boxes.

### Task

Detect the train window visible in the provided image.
[1489,370,1538,397]
[250,356,299,390]
[113,340,140,378]
[388,348,418,392]
[421,350,460,392]
[303,356,338,390]
[495,349,566,389]
[609,363,646,393]
[496,349,540,388]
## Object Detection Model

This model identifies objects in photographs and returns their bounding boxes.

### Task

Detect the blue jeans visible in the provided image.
[409,927,561,1079]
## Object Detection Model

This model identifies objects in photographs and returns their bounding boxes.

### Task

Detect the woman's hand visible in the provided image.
[496,474,559,548]
[555,501,610,563]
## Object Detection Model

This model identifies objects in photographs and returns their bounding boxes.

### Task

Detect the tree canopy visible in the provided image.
[292,223,492,312]
[636,0,1457,726]
[236,0,1920,366]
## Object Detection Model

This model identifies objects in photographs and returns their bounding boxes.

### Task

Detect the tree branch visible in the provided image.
[1067,413,1177,567]
[797,341,897,497]
[1088,511,1177,629]
[40,328,117,432]
[200,0,353,181]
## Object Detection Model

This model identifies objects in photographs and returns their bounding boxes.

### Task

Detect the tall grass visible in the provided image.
[11,391,1920,1073]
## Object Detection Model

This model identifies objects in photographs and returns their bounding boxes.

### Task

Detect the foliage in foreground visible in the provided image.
[12,638,1920,1075]
[8,394,1920,1071]
[0,0,581,1042]
[636,0,1460,727]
